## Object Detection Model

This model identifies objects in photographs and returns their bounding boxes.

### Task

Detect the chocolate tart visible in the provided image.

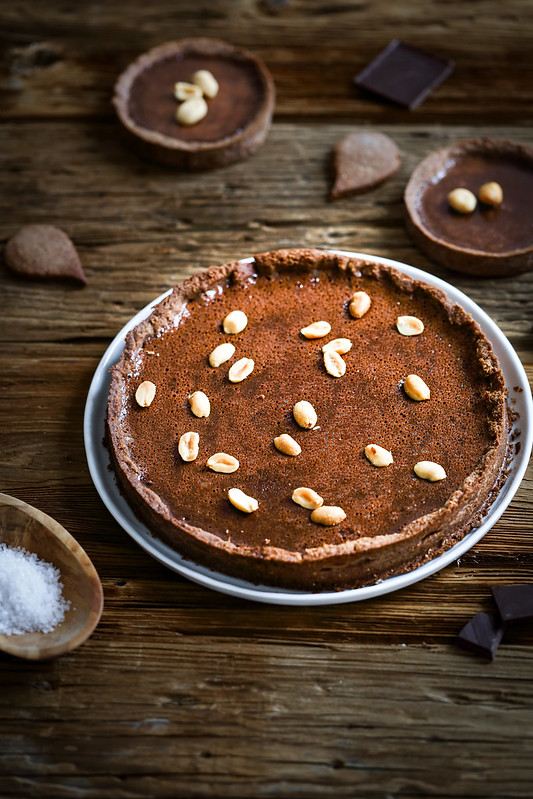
[405,139,533,277]
[107,249,509,591]
[113,38,275,170]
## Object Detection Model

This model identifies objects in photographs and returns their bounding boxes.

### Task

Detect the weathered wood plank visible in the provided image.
[1,0,533,123]
[0,643,532,798]
[1,123,532,346]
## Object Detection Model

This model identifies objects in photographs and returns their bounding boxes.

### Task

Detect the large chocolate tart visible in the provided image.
[405,138,533,277]
[113,38,275,170]
[107,249,509,591]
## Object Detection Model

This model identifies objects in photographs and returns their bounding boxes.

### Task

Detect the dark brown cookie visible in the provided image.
[4,225,87,285]
[330,131,401,200]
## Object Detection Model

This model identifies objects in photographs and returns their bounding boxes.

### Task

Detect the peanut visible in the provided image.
[365,444,393,467]
[223,310,248,334]
[206,452,239,473]
[189,390,210,418]
[323,349,346,378]
[478,181,503,206]
[228,487,258,513]
[396,316,424,336]
[135,380,156,407]
[174,81,202,101]
[301,321,331,339]
[448,188,477,214]
[209,342,235,367]
[193,69,219,98]
[403,374,431,401]
[322,338,352,355]
[273,434,301,456]
[292,487,323,510]
[178,432,199,462]
[310,505,346,526]
[228,357,254,383]
[293,400,318,429]
[349,291,371,319]
[176,96,208,126]
[414,461,447,481]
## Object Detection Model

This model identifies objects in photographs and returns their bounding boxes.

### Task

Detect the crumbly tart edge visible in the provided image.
[106,248,509,591]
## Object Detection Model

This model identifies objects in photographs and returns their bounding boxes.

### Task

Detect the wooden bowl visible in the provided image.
[0,493,103,660]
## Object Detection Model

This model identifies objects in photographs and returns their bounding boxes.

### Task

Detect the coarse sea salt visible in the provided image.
[0,544,70,635]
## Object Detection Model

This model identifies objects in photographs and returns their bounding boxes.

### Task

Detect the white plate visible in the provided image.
[84,251,533,606]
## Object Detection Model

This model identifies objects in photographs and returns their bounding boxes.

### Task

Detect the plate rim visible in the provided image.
[84,249,533,606]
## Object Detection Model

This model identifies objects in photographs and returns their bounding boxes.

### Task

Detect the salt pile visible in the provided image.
[0,544,70,635]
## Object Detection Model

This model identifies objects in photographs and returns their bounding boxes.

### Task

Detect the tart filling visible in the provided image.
[107,249,509,591]
[128,53,265,143]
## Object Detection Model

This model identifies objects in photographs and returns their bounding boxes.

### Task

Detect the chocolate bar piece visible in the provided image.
[457,612,504,659]
[492,584,533,624]
[354,40,454,110]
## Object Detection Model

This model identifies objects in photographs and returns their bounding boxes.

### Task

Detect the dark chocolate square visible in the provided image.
[457,612,504,659]
[354,39,454,110]
[492,584,533,624]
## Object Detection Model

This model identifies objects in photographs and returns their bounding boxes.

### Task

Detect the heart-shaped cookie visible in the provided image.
[5,225,87,285]
[330,131,401,200]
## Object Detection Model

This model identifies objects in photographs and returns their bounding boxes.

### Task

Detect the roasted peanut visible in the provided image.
[209,342,235,367]
[135,380,156,407]
[414,461,447,481]
[189,390,211,418]
[223,310,248,334]
[310,505,346,526]
[228,487,258,513]
[293,400,318,429]
[403,374,431,401]
[322,338,352,355]
[349,291,371,319]
[478,181,503,206]
[207,452,239,473]
[178,432,199,462]
[174,81,202,101]
[448,188,477,214]
[365,444,393,467]
[228,357,254,383]
[176,96,208,126]
[323,349,346,378]
[301,320,331,339]
[193,69,219,98]
[274,434,301,456]
[396,315,424,336]
[292,487,324,510]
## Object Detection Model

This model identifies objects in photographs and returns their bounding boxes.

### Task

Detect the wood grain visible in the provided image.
[0,1,532,797]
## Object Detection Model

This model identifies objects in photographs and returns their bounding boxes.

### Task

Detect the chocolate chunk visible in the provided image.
[4,225,87,285]
[354,40,454,110]
[457,612,504,659]
[492,584,533,624]
[330,131,401,200]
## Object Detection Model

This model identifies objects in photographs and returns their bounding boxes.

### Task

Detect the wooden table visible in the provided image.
[1,2,532,796]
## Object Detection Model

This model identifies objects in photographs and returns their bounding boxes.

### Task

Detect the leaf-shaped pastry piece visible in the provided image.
[330,131,401,200]
[4,225,87,285]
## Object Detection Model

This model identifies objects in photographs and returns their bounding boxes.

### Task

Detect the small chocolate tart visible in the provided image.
[114,38,275,170]
[405,139,533,277]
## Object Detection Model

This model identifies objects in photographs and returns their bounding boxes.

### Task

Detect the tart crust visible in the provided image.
[113,38,275,170]
[107,249,509,591]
